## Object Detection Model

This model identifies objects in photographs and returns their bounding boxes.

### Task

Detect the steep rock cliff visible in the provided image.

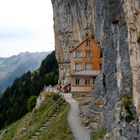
[52,0,140,139]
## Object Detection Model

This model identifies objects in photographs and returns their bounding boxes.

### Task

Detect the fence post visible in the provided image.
[57,98,60,110]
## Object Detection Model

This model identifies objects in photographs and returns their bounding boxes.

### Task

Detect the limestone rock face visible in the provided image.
[51,0,140,139]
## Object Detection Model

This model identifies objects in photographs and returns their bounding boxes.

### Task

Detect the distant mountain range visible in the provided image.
[0,51,50,93]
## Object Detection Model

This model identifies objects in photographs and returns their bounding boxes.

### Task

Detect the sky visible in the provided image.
[0,0,55,57]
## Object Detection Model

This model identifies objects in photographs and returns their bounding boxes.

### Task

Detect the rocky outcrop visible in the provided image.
[91,1,140,139]
[51,0,140,139]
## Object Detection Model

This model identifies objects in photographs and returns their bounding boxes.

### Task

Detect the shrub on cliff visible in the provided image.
[27,96,37,112]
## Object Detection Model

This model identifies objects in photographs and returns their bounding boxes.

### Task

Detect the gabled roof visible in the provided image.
[70,35,91,53]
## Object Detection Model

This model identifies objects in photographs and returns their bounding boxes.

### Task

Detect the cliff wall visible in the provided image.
[51,0,140,139]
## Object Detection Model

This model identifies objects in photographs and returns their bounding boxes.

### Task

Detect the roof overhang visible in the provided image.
[70,36,91,53]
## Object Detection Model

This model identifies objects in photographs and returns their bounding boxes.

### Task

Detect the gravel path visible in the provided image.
[63,93,90,140]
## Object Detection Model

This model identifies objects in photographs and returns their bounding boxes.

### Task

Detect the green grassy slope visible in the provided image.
[39,103,73,140]
[0,95,73,140]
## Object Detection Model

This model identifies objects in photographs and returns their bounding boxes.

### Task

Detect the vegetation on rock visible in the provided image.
[120,94,135,123]
[90,128,106,140]
[27,96,37,112]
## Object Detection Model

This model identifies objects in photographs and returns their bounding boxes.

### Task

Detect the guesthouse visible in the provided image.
[70,36,102,96]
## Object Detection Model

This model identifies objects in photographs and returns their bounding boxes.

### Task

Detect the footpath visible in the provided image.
[63,93,90,140]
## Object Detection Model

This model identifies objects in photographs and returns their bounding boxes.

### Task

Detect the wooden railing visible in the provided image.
[41,97,64,122]
[27,97,65,139]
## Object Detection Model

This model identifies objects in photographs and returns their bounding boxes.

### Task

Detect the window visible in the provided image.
[85,63,90,70]
[86,51,90,58]
[93,76,97,84]
[75,78,80,85]
[85,78,90,85]
[93,79,95,85]
[75,63,81,70]
[86,40,90,46]
[100,49,103,57]
[76,51,81,58]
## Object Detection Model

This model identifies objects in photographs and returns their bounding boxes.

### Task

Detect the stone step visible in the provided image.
[52,114,58,117]
[45,120,52,124]
[34,132,40,136]
[31,136,37,139]
[40,126,48,129]
[59,107,63,112]
[52,114,57,117]
[50,118,55,121]
[49,119,53,121]
[28,107,64,140]
[55,111,60,113]
[43,122,49,125]
[44,122,51,125]
[52,112,58,115]
[53,112,58,115]
[38,128,45,132]
[42,124,49,127]
[51,116,57,119]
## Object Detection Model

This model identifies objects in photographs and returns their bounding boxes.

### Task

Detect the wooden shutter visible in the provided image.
[73,51,76,58]
[80,51,83,57]
[83,51,86,57]
[73,63,75,70]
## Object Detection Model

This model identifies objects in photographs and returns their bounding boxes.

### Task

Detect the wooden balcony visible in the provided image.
[71,86,92,93]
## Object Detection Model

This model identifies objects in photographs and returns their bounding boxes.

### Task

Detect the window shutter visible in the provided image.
[73,63,75,70]
[80,63,82,70]
[83,51,86,57]
[83,63,85,70]
[73,52,76,58]
[80,51,83,57]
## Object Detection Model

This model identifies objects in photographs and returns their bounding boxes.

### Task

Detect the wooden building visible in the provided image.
[70,36,102,96]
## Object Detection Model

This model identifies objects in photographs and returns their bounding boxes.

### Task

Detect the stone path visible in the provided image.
[63,93,90,140]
